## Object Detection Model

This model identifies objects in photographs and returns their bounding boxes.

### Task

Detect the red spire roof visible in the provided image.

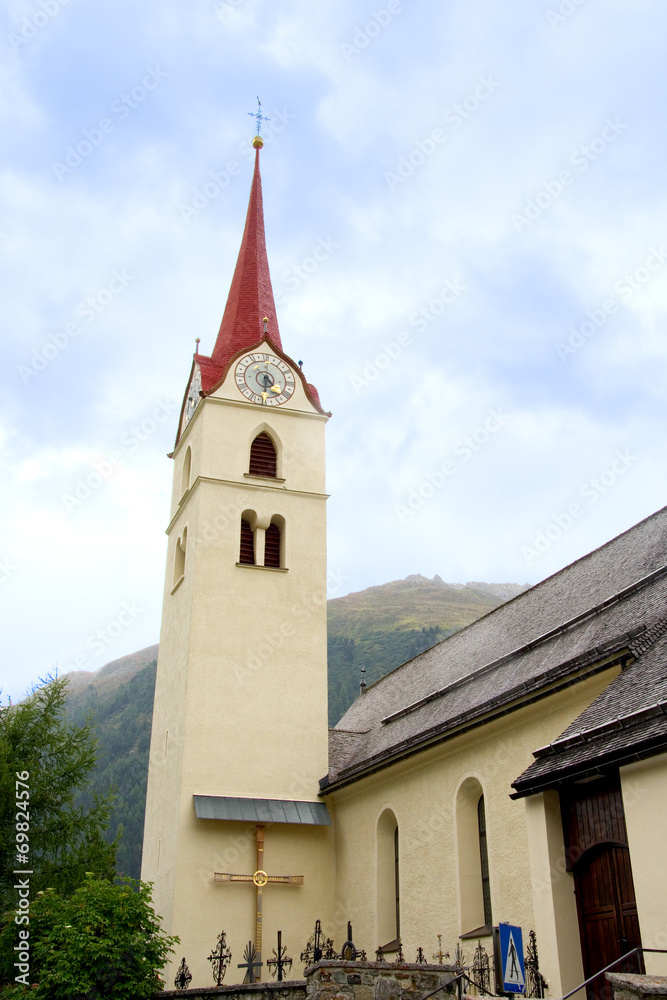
[176,142,328,434]
[210,147,282,370]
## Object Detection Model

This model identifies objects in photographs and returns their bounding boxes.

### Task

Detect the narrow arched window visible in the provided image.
[478,795,492,926]
[249,433,277,477]
[377,809,400,949]
[264,522,281,568]
[394,826,401,939]
[239,519,254,565]
[180,446,191,497]
[456,777,492,934]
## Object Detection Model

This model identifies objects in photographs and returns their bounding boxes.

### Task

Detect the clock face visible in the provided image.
[183,371,202,425]
[234,352,296,406]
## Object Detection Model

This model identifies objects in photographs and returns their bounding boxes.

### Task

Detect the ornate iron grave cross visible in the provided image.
[173,957,192,990]
[267,930,292,982]
[207,930,232,986]
[238,940,263,985]
[214,824,303,975]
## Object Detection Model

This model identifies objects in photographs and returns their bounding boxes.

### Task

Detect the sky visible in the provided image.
[2,0,667,702]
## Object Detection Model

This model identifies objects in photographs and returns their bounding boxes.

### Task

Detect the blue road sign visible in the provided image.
[498,923,525,994]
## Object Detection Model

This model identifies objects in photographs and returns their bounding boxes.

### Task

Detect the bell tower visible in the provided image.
[141,136,334,987]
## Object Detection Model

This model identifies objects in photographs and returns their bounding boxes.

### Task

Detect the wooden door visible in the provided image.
[574,844,643,1000]
[561,775,643,1000]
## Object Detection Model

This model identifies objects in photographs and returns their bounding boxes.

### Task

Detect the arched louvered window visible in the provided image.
[239,519,255,565]
[249,433,277,478]
[264,522,281,568]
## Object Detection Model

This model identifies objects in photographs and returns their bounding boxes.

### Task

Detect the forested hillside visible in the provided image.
[63,576,527,876]
[66,654,158,878]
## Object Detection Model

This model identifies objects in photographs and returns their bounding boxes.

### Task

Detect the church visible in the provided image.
[140,135,667,996]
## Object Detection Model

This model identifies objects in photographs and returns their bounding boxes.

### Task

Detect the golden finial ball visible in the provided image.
[252,136,264,149]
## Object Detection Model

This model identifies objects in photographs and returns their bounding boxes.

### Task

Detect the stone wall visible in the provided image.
[306,959,456,1000]
[607,972,667,1000]
[159,980,307,1000]
[158,958,456,1000]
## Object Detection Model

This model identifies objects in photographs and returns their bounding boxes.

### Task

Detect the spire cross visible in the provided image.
[214,824,303,977]
[248,97,270,137]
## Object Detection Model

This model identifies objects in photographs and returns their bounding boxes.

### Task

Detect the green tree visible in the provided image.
[0,676,117,983]
[1,876,177,999]
[6,874,178,1000]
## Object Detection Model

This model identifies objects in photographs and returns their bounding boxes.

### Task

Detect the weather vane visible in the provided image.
[248,96,270,137]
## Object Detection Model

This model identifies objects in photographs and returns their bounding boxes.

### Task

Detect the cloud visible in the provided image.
[2,0,667,700]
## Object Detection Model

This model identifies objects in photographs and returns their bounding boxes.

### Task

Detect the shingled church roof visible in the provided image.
[322,506,667,793]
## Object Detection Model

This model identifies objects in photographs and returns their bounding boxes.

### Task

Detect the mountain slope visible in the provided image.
[327,575,527,724]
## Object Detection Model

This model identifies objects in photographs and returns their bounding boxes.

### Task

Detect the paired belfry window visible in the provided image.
[249,433,277,477]
[238,515,283,568]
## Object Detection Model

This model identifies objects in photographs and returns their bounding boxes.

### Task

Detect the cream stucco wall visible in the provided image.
[524,790,584,999]
[621,755,667,977]
[142,352,335,988]
[327,669,620,992]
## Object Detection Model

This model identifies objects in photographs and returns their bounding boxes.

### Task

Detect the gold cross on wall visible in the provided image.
[214,824,303,976]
